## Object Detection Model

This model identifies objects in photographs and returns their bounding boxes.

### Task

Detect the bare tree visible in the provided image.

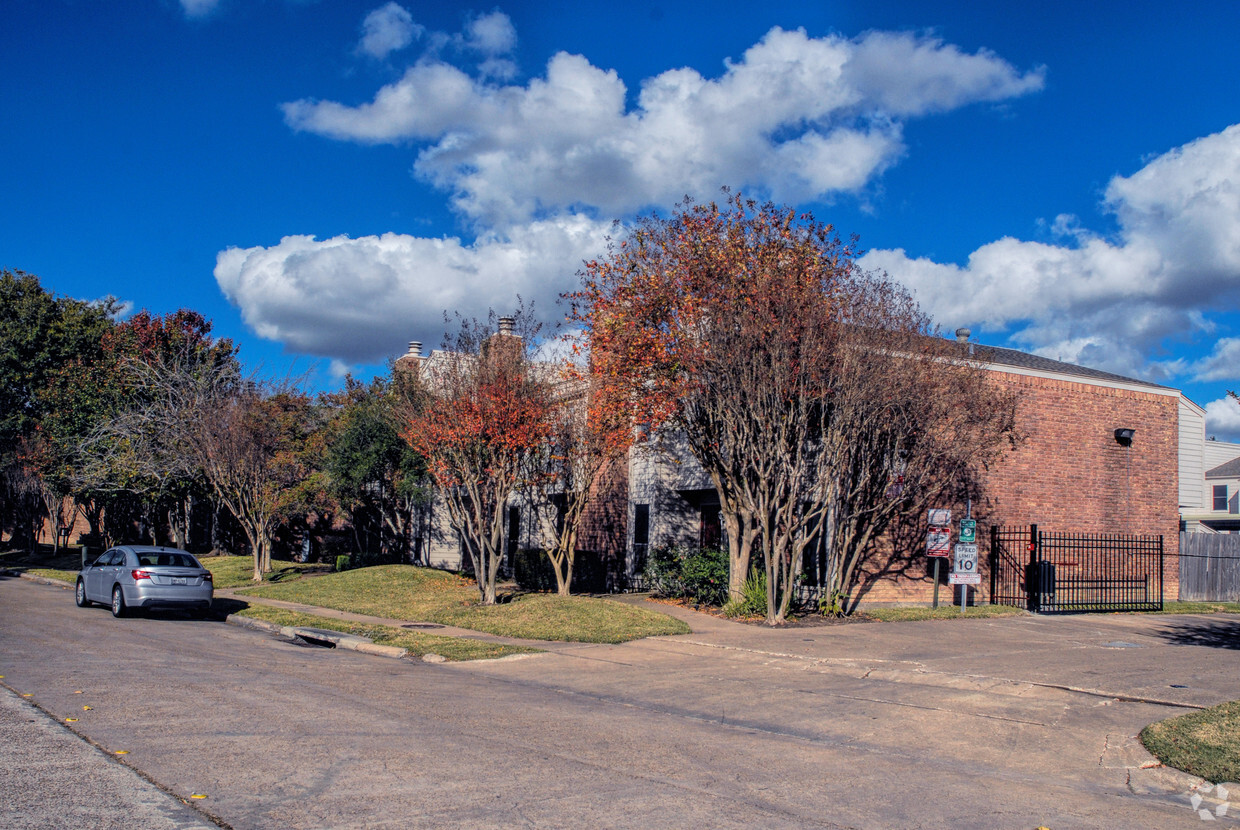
[520,373,631,595]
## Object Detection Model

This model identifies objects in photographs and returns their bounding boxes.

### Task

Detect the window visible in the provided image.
[632,504,650,572]
[1215,485,1229,511]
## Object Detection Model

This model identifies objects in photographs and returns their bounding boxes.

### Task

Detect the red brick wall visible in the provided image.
[855,369,1181,606]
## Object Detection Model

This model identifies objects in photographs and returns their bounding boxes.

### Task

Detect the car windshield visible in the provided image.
[137,552,199,568]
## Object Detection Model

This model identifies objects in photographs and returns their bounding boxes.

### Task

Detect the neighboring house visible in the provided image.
[1176,397,1240,533]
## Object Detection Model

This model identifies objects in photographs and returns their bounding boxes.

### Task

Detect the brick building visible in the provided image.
[628,337,1188,607]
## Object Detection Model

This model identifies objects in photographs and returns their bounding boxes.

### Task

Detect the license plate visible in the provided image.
[172,577,187,586]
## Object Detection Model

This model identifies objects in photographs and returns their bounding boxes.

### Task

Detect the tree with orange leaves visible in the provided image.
[572,192,1016,623]
[402,311,556,605]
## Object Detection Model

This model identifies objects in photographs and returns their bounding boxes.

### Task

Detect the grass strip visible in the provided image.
[1155,601,1240,615]
[864,604,1028,622]
[1141,699,1240,784]
[240,564,690,643]
[231,603,539,662]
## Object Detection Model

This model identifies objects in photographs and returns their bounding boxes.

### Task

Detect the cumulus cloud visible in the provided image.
[357,3,421,60]
[1190,338,1240,382]
[1205,396,1240,442]
[860,123,1240,379]
[283,26,1043,225]
[213,215,610,363]
[464,10,516,55]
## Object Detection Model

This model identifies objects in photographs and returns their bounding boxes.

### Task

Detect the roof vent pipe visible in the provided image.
[407,341,422,358]
[498,316,515,336]
[955,327,971,343]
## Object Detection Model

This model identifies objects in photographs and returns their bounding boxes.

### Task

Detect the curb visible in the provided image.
[224,615,412,661]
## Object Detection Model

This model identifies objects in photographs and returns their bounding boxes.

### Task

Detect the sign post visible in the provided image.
[926,509,952,608]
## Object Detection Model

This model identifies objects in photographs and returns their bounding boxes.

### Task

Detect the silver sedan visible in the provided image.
[76,546,214,617]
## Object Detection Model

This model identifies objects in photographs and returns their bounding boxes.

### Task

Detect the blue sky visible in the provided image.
[5,1,1240,437]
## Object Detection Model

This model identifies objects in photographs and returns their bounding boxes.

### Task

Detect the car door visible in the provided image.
[88,550,122,600]
[84,551,107,600]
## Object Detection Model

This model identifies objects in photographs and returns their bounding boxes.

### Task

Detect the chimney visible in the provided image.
[955,327,971,344]
[407,341,422,358]
[498,316,515,337]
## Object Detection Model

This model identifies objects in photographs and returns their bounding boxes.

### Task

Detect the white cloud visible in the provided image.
[283,26,1043,225]
[1205,396,1240,442]
[358,2,421,60]
[213,215,610,363]
[464,11,516,56]
[179,0,220,19]
[861,123,1240,379]
[1190,338,1240,382]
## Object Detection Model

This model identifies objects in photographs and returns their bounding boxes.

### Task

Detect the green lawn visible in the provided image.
[238,564,690,643]
[229,602,538,662]
[0,547,86,584]
[862,604,1029,622]
[197,554,326,589]
[1141,699,1240,784]
[1155,601,1240,615]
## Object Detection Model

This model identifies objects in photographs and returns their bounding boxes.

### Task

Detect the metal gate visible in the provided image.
[990,525,1163,613]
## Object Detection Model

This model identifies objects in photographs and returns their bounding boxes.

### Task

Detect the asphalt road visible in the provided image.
[2,572,1237,829]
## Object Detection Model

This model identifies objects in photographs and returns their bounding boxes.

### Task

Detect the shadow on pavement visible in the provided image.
[1157,617,1240,650]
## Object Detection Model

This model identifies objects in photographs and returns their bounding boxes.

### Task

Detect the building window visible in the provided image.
[1215,485,1229,512]
[507,506,520,557]
[632,504,650,572]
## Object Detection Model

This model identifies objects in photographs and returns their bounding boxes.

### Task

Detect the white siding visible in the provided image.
[1180,395,1206,509]
[1203,439,1240,471]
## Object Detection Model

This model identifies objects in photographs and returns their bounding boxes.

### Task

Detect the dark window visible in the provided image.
[633,504,649,545]
[632,504,650,575]
[700,504,722,550]
[1215,485,1229,511]
[507,506,520,553]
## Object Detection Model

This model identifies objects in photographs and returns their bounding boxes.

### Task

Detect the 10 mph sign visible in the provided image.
[949,543,981,585]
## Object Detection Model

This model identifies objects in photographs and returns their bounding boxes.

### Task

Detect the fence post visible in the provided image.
[1026,524,1039,612]
[989,525,998,603]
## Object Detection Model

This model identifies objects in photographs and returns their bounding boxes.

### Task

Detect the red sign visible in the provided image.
[926,528,951,557]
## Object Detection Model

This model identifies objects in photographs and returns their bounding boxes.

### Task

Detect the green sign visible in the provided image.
[959,519,976,543]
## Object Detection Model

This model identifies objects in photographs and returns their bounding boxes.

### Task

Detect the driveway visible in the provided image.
[1,574,1236,829]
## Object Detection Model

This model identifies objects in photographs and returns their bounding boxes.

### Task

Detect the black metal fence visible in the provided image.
[990,525,1163,613]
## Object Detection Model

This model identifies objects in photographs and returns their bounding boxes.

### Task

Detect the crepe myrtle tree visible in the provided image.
[519,369,634,596]
[571,191,1017,623]
[401,310,556,605]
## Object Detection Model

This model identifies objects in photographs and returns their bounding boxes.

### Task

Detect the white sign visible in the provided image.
[953,543,979,572]
[928,508,952,527]
[950,543,980,584]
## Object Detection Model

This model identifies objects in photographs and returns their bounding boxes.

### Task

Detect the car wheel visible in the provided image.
[75,579,91,608]
[111,585,127,618]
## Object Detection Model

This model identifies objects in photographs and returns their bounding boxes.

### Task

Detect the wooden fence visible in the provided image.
[1179,533,1240,601]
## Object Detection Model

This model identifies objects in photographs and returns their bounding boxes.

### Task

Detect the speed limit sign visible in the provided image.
[950,543,980,584]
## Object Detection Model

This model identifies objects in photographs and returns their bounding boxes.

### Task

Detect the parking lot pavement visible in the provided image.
[0,684,221,830]
[3,575,1236,829]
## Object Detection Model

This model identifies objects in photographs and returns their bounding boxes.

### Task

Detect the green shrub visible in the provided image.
[645,545,728,607]
[818,589,848,617]
[723,569,767,618]
[334,554,351,572]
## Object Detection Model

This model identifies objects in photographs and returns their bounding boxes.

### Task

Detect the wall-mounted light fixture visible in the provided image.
[1114,427,1135,446]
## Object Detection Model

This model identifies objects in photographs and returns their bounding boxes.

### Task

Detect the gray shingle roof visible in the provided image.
[1207,456,1240,478]
[973,343,1174,391]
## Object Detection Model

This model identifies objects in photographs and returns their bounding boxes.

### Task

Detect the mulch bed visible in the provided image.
[646,595,878,627]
